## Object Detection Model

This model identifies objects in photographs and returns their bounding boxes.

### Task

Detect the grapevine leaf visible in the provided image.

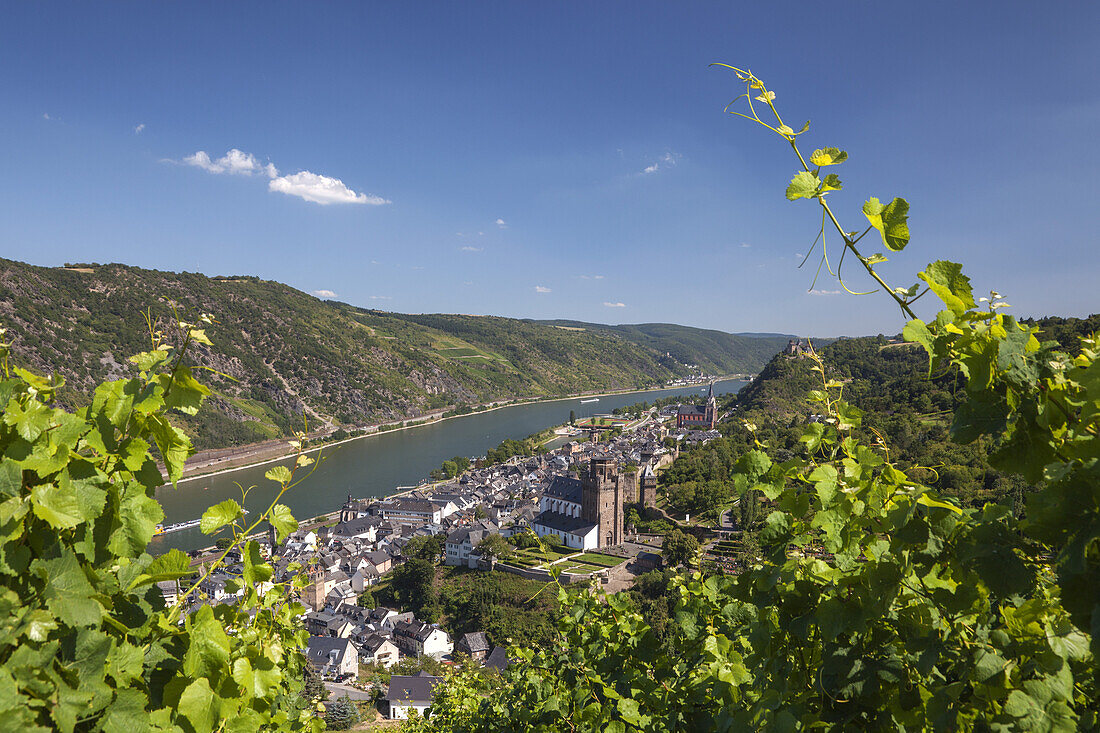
[99,688,150,733]
[903,319,935,356]
[183,605,231,679]
[916,492,962,514]
[109,484,164,556]
[618,698,645,726]
[861,253,888,265]
[0,460,21,498]
[862,196,910,251]
[177,677,216,733]
[2,399,52,442]
[819,173,842,194]
[265,465,292,484]
[35,550,103,627]
[918,260,975,316]
[129,349,170,373]
[129,549,192,590]
[24,610,58,642]
[148,415,192,485]
[810,147,848,166]
[200,498,243,535]
[163,366,210,416]
[269,503,298,544]
[786,172,821,200]
[30,482,84,529]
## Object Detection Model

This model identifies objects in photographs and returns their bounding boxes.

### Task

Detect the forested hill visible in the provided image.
[532,319,792,375]
[661,315,1100,516]
[0,258,786,449]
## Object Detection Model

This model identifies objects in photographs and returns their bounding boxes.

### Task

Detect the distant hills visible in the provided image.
[0,259,790,449]
[532,320,791,375]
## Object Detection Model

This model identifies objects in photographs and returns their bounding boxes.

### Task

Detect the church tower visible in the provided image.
[705,382,717,428]
[581,454,624,548]
[640,463,658,508]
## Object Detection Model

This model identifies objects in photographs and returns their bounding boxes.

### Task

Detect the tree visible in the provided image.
[404,534,445,564]
[475,533,511,561]
[737,488,759,529]
[661,529,699,567]
[391,558,437,615]
[356,588,376,608]
[570,409,576,425]
[324,694,360,730]
[302,663,328,705]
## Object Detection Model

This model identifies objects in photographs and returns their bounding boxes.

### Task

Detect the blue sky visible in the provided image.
[2,2,1097,336]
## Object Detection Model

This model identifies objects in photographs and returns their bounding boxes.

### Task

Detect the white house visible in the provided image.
[360,634,400,669]
[444,522,499,567]
[306,637,358,679]
[385,673,441,719]
[393,620,453,660]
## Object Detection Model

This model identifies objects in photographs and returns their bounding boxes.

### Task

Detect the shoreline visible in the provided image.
[170,376,747,488]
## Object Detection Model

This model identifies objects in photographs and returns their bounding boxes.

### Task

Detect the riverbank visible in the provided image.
[173,377,742,487]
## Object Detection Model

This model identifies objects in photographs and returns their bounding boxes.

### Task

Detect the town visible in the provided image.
[164,388,722,720]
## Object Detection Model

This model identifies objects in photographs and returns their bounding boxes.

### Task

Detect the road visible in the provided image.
[324,681,374,701]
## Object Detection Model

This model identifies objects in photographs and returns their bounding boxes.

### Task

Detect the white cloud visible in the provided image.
[368,295,392,300]
[808,289,842,296]
[594,274,605,280]
[740,242,752,248]
[535,285,552,294]
[42,113,51,120]
[641,151,679,175]
[312,289,338,298]
[579,274,606,280]
[269,171,389,206]
[603,301,626,308]
[134,123,145,134]
[459,246,483,253]
[182,148,276,177]
[174,147,388,206]
[495,218,507,229]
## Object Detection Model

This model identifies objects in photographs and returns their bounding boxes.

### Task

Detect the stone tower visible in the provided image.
[705,382,717,427]
[640,463,658,508]
[581,454,624,548]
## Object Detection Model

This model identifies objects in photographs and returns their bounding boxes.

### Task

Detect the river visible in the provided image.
[151,378,747,552]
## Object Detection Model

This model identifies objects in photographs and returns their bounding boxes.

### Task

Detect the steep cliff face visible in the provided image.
[0,259,786,449]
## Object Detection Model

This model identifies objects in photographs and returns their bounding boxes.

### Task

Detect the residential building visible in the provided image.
[385,673,441,719]
[305,637,358,679]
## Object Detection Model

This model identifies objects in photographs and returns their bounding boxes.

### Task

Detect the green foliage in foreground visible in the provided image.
[403,69,1099,732]
[0,317,321,731]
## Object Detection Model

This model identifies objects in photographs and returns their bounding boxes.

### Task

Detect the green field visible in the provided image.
[559,562,606,575]
[571,552,624,567]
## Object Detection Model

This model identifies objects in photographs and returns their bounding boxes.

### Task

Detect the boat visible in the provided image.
[580,398,599,404]
[154,509,249,536]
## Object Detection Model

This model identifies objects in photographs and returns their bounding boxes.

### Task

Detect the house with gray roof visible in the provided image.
[305,636,358,679]
[385,672,441,719]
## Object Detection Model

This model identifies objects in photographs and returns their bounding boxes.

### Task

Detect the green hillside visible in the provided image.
[0,258,786,449]
[532,319,793,374]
